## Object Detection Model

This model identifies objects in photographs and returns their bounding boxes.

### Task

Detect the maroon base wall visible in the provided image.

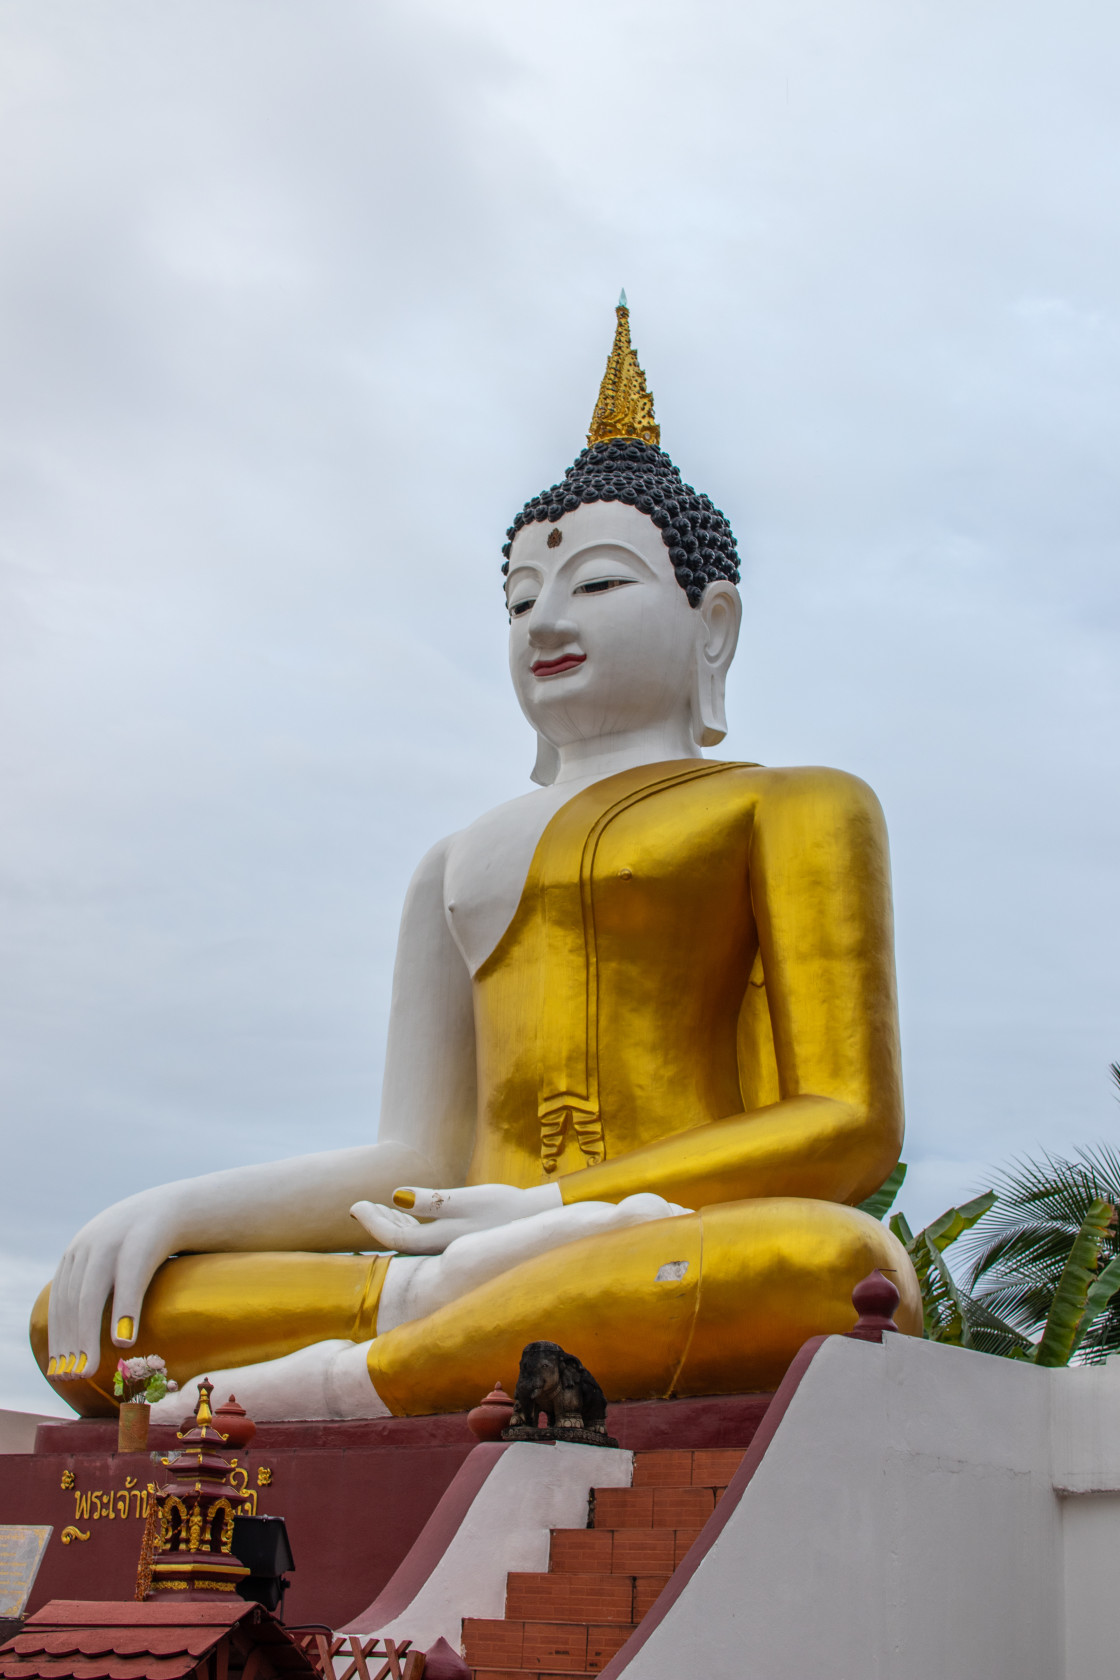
[2,1393,771,1629]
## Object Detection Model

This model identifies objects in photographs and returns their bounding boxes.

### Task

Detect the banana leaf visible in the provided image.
[1034,1197,1117,1367]
[1068,1253,1120,1363]
[923,1192,998,1253]
[858,1162,907,1220]
[920,1236,973,1347]
[888,1193,997,1347]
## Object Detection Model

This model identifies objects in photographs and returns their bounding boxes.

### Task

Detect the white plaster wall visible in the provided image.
[1061,1493,1120,1680]
[0,1410,55,1453]
[618,1335,1073,1680]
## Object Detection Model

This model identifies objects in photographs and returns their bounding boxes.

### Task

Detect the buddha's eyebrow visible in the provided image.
[503,563,542,599]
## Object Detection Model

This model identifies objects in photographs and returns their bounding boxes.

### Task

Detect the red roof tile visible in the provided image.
[0,1601,316,1680]
[0,1664,197,1680]
[11,1632,215,1658]
[21,1608,244,1630]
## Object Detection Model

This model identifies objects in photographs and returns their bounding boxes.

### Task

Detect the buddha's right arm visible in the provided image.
[49,835,478,1378]
[557,767,903,1214]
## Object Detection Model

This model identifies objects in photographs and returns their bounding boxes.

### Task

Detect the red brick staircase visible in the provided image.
[463,1447,745,1680]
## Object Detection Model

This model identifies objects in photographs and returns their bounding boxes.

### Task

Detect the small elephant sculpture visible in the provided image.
[504,1340,615,1443]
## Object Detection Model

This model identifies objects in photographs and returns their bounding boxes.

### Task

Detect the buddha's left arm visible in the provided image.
[558,767,903,1212]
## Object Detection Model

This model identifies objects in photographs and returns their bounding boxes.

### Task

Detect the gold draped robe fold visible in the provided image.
[467,758,904,1204]
[32,758,920,1417]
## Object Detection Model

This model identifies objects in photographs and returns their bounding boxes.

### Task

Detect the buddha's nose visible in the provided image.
[528,614,579,649]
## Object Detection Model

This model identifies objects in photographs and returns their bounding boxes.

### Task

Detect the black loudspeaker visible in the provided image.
[232,1515,295,1614]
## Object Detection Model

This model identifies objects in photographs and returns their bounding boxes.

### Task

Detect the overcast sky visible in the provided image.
[2,0,1118,1413]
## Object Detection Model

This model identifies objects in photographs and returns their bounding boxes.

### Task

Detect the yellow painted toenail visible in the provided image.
[116,1317,134,1341]
[393,1190,416,1209]
[47,1358,57,1376]
[75,1353,87,1374]
[63,1354,76,1373]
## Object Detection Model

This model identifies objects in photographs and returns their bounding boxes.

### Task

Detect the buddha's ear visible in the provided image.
[690,581,742,747]
[530,734,561,786]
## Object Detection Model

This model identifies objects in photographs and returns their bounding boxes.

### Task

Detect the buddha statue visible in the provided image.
[32,299,921,1421]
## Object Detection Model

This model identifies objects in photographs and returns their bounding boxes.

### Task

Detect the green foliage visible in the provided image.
[1033,1198,1118,1367]
[962,1145,1120,1363]
[887,1193,999,1350]
[850,1070,1120,1367]
[857,1162,907,1221]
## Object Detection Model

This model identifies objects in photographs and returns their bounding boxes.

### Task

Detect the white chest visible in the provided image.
[441,782,579,975]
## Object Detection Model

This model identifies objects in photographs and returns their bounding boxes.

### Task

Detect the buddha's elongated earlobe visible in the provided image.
[690,581,742,747]
[531,734,561,786]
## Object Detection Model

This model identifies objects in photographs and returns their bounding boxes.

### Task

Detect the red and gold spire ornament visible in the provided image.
[586,290,660,449]
[136,1379,255,1600]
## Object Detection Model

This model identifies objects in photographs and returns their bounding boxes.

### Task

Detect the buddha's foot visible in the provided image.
[151,1338,389,1425]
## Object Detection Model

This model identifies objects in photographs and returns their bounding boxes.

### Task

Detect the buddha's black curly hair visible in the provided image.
[501,438,740,608]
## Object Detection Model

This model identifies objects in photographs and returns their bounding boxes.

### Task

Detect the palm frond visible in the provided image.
[1078,1300,1120,1362]
[971,1280,1061,1337]
[962,1147,1120,1293]
[961,1296,1033,1360]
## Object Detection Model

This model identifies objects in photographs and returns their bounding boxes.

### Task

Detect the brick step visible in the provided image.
[504,1572,672,1626]
[549,1526,703,1575]
[467,1450,747,1680]
[463,1617,634,1674]
[590,1484,721,1529]
[472,1671,602,1680]
[629,1448,745,1487]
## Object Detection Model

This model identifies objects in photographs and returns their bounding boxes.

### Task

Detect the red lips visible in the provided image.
[531,654,587,677]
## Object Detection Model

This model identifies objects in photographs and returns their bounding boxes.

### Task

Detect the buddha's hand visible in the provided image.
[47,1185,188,1382]
[350,1181,564,1255]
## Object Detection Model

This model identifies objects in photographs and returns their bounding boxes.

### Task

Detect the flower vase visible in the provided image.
[118,1401,150,1453]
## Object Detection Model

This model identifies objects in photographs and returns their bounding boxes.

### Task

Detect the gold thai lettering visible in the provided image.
[71,1485,149,1528]
[228,1466,258,1515]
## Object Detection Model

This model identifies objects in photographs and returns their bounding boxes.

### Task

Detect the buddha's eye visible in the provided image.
[573,578,634,596]
[509,597,536,618]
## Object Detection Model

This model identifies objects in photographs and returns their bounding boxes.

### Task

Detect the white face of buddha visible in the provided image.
[506,501,739,756]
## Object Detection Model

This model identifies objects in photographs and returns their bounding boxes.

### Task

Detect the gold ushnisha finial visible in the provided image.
[587,290,660,448]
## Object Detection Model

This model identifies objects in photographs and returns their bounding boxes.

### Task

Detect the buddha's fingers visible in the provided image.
[70,1248,116,1380]
[389,1182,563,1227]
[351,1200,461,1254]
[48,1239,115,1381]
[46,1247,78,1373]
[108,1224,178,1355]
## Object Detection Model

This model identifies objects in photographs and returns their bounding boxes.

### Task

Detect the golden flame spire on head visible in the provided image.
[587,290,660,449]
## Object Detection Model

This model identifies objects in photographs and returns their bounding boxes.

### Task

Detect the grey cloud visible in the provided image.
[1,0,1118,1408]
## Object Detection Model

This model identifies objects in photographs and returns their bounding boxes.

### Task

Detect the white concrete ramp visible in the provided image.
[604,1334,1120,1680]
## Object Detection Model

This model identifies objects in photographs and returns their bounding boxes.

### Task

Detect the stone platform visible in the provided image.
[0,1394,771,1629]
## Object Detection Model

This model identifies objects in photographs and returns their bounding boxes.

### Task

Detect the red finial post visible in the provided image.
[846,1269,901,1342]
[423,1638,471,1680]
